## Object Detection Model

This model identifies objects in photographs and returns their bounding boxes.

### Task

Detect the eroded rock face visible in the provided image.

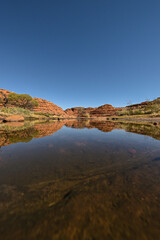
[33,97,66,116]
[90,104,117,117]
[4,115,24,122]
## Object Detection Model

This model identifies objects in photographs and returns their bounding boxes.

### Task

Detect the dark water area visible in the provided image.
[0,120,160,240]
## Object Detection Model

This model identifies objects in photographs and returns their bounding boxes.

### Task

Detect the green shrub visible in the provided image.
[133,110,142,115]
[8,93,38,110]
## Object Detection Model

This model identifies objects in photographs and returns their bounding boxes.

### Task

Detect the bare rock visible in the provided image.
[33,97,66,116]
[4,115,24,122]
[65,104,118,117]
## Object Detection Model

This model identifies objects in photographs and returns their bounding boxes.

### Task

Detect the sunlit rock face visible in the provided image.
[4,115,24,122]
[32,97,66,116]
[65,104,119,117]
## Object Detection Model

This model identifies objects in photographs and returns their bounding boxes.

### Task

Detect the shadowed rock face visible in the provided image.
[0,89,12,108]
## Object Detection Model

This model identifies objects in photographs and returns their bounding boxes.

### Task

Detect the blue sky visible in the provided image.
[0,0,160,109]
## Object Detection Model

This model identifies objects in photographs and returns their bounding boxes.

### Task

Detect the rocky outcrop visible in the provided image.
[65,107,85,117]
[0,89,12,108]
[3,115,24,122]
[65,104,118,117]
[90,104,117,117]
[33,97,66,116]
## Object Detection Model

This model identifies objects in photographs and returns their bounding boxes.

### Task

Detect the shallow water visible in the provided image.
[0,120,160,240]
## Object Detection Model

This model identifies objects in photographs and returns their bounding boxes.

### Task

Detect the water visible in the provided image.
[0,120,160,240]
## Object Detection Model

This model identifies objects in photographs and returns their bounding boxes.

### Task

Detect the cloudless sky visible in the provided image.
[0,0,160,109]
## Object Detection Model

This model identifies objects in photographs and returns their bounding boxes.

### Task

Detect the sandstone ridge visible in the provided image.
[65,104,119,117]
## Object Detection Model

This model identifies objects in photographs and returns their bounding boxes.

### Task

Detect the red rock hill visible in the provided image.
[0,89,66,116]
[65,104,118,117]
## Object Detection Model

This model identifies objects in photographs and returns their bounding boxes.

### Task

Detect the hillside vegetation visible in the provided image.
[117,98,160,117]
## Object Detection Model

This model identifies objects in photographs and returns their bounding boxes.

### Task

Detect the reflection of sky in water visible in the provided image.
[0,125,160,185]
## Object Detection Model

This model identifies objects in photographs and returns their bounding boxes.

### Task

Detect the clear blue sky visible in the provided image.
[0,0,160,109]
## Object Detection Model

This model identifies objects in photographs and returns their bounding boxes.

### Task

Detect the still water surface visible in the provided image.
[0,120,160,240]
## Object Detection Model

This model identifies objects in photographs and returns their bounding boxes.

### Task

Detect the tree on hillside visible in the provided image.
[8,93,38,109]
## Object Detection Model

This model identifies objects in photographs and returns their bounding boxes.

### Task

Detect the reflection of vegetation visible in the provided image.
[116,122,160,140]
[0,121,35,131]
[0,127,39,145]
[0,120,64,147]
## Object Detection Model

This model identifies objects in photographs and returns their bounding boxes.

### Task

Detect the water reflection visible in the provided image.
[1,119,160,147]
[0,120,160,240]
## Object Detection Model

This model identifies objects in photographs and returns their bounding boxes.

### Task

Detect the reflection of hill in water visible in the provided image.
[116,122,160,141]
[0,121,65,147]
[65,119,160,140]
[65,119,116,132]
[1,120,160,147]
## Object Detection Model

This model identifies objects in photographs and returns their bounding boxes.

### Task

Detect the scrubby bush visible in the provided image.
[117,108,129,116]
[151,104,160,113]
[1,107,33,116]
[8,93,38,109]
[133,110,142,115]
